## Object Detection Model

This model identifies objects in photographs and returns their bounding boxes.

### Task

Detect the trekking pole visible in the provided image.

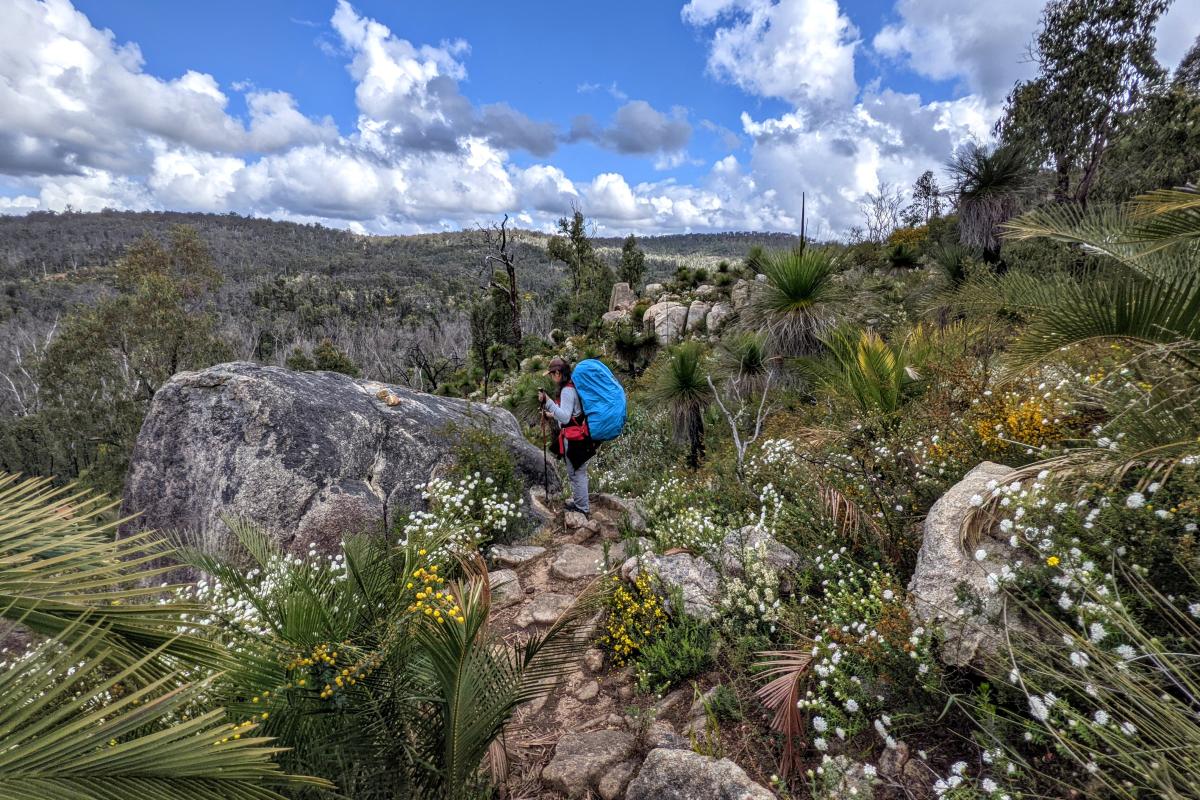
[540,413,549,499]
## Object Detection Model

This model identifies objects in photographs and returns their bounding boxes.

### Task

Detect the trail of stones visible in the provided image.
[485,492,776,799]
[486,495,653,799]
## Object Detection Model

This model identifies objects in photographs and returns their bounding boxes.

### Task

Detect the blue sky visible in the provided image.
[2,0,1197,235]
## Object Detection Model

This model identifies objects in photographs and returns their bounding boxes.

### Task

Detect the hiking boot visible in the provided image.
[563,499,590,518]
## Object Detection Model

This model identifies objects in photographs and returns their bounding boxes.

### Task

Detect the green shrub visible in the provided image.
[634,612,714,695]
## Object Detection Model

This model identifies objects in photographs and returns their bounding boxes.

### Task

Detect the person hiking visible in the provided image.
[538,356,596,516]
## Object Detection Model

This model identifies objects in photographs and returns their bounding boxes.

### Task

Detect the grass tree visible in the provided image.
[651,342,712,469]
[947,143,1034,267]
[748,248,845,357]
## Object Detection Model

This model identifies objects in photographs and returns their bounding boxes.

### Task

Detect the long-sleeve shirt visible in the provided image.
[544,385,583,425]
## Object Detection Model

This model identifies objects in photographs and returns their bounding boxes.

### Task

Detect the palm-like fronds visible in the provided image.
[414,576,604,798]
[754,648,812,777]
[930,243,975,289]
[948,144,1033,261]
[748,248,845,356]
[0,474,229,676]
[0,624,329,800]
[811,327,924,415]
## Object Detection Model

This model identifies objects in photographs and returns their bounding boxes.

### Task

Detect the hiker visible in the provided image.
[538,356,595,516]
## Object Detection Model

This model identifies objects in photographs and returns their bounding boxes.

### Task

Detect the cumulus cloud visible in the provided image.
[0,0,332,177]
[682,0,859,110]
[873,0,1042,102]
[568,100,693,160]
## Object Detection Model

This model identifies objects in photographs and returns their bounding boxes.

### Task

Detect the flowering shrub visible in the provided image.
[400,473,520,558]
[718,539,783,635]
[641,477,727,553]
[599,572,667,665]
[965,466,1200,796]
[969,382,1077,454]
[792,547,937,750]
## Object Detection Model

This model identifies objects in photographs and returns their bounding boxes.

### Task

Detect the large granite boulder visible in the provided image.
[643,301,688,344]
[122,362,557,557]
[730,279,752,310]
[719,525,800,578]
[908,461,1027,668]
[626,748,773,800]
[686,301,711,332]
[621,550,720,620]
[542,729,636,798]
[706,302,733,332]
[609,282,637,312]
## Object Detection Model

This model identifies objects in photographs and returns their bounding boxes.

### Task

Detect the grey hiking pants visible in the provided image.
[566,458,589,513]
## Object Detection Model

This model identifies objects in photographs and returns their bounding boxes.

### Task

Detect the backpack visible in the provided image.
[569,359,627,442]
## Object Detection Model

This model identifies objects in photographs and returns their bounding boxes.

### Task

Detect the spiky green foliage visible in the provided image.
[650,342,713,468]
[182,521,599,799]
[948,144,1034,263]
[930,243,975,289]
[0,475,232,676]
[810,327,925,415]
[748,248,845,357]
[0,628,329,800]
[885,242,921,270]
[716,332,771,396]
[962,187,1200,488]
[0,474,325,800]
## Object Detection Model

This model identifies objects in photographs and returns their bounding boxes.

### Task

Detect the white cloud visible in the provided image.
[873,0,1041,102]
[682,0,859,110]
[148,146,244,211]
[568,100,693,159]
[1157,0,1200,70]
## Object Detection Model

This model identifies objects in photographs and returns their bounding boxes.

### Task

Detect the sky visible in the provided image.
[0,0,1197,238]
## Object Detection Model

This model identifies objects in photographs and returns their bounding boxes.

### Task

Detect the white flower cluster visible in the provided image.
[403,473,520,557]
[717,540,782,633]
[641,477,725,553]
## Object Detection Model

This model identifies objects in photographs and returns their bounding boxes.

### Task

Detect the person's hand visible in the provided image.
[537,389,547,405]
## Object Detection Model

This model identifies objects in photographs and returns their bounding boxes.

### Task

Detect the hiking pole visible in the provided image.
[540,412,549,499]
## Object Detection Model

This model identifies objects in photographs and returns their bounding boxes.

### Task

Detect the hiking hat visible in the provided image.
[544,356,569,377]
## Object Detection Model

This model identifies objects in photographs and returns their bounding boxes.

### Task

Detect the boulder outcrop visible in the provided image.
[908,461,1029,668]
[625,748,774,800]
[643,301,688,344]
[686,301,711,332]
[609,282,637,312]
[123,362,556,557]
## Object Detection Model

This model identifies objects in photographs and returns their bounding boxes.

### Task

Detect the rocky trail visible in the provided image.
[483,490,775,800]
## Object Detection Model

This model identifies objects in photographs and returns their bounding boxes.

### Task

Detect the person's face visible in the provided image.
[548,367,562,385]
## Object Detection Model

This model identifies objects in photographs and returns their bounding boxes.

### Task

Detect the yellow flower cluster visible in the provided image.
[973,392,1068,450]
[599,573,666,665]
[286,642,337,672]
[406,563,465,625]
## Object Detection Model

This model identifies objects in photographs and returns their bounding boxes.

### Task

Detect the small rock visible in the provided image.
[719,526,800,578]
[489,544,546,567]
[575,680,600,701]
[644,282,665,298]
[542,729,636,799]
[514,592,574,628]
[488,569,523,609]
[598,761,638,800]
[654,686,691,716]
[695,284,717,299]
[584,648,605,672]
[648,720,688,750]
[552,543,603,580]
[731,279,751,310]
[878,740,910,780]
[617,684,634,701]
[625,748,774,800]
[564,510,601,533]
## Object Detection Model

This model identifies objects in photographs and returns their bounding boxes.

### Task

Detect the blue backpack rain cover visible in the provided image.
[571,359,627,442]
